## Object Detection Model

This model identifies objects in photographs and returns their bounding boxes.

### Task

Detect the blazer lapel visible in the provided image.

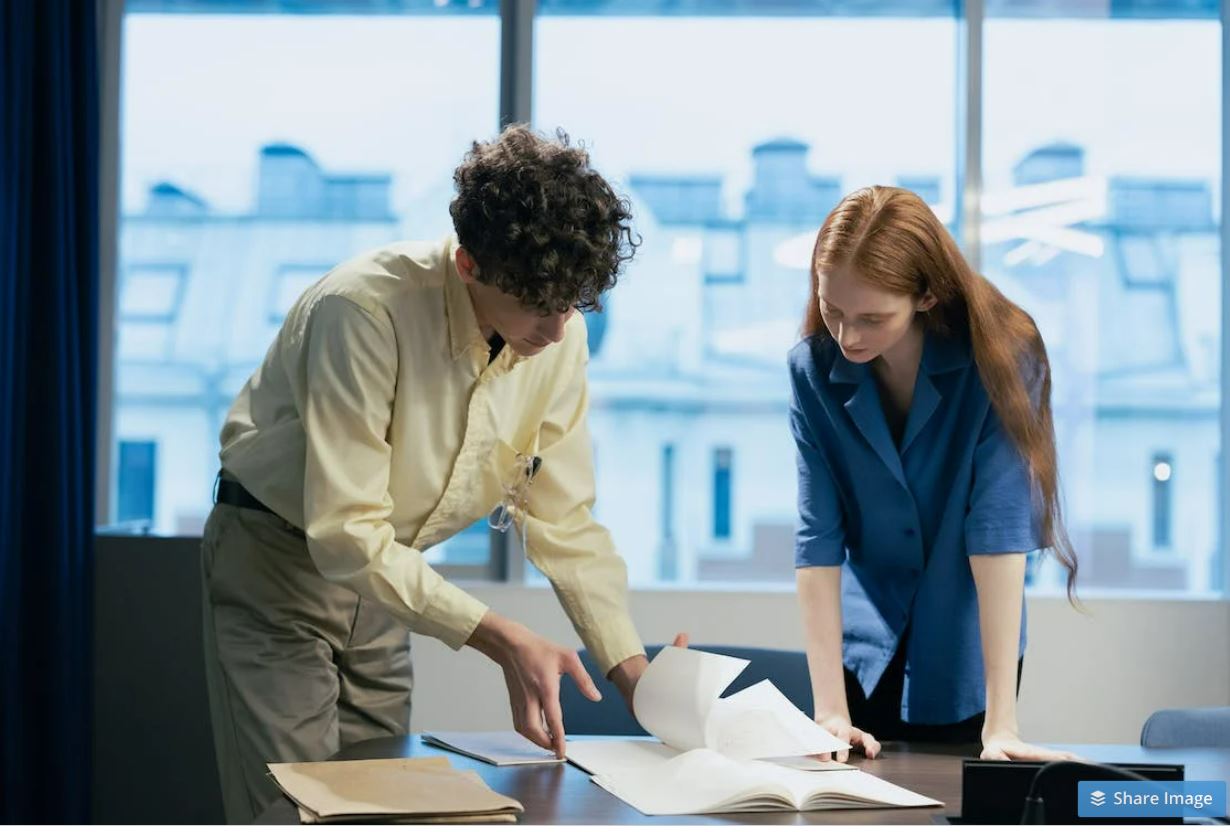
[900,372,940,455]
[900,331,972,455]
[842,373,907,489]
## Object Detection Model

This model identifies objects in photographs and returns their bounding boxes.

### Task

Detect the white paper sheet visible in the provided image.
[708,679,852,759]
[630,645,748,752]
[422,731,563,766]
[587,747,941,816]
[594,748,784,815]
[766,755,855,772]
[565,738,678,775]
[629,646,848,759]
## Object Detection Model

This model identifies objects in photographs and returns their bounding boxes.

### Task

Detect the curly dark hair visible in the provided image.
[449,124,640,315]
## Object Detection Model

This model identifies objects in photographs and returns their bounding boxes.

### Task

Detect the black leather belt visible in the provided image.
[213,472,304,537]
[215,475,278,517]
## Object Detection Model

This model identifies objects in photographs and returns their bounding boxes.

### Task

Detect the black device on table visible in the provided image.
[952,758,1187,825]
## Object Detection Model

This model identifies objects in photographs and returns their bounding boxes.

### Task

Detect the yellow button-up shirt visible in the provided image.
[218,236,644,674]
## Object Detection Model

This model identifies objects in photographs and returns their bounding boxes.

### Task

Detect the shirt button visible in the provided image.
[903,528,916,538]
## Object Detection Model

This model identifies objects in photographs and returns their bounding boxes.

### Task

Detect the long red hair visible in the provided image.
[804,186,1079,602]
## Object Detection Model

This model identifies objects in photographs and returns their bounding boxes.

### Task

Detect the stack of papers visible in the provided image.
[423,731,564,766]
[266,756,523,824]
[565,646,942,816]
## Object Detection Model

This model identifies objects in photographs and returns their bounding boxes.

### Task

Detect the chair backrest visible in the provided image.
[559,644,812,736]
[1140,707,1230,748]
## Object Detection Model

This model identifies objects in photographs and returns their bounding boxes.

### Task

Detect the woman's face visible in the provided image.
[816,264,925,364]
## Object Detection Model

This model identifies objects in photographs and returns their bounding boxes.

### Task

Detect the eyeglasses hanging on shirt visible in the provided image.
[489,452,542,556]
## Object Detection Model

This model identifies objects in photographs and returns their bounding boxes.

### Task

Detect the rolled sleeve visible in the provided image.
[790,384,847,568]
[519,340,644,676]
[299,295,488,649]
[964,364,1044,556]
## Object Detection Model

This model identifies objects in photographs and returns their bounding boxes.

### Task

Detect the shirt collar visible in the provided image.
[442,235,533,371]
[443,235,487,361]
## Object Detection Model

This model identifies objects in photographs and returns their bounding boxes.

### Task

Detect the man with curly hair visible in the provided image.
[201,125,682,823]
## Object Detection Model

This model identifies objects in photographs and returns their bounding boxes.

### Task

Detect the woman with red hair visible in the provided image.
[789,186,1080,762]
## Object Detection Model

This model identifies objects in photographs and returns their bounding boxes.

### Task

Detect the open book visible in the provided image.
[592,746,942,815]
[565,647,941,816]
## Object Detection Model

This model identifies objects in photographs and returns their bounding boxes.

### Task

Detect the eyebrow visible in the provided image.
[818,298,891,318]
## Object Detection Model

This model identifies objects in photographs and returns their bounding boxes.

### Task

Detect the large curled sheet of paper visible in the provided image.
[568,646,849,774]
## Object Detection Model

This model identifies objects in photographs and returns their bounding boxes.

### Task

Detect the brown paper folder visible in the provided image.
[267,755,523,824]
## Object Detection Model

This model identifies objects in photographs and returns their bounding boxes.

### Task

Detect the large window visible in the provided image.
[114,4,498,562]
[107,0,1227,596]
[535,6,958,586]
[981,10,1221,593]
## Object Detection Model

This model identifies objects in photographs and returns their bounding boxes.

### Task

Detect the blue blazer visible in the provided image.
[788,331,1041,725]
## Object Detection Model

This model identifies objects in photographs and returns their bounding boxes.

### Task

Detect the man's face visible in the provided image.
[457,248,577,357]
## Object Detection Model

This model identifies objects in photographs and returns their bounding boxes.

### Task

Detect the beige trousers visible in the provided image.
[200,503,413,823]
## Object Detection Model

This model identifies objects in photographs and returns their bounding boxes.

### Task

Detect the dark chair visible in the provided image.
[1140,707,1230,748]
[559,644,812,736]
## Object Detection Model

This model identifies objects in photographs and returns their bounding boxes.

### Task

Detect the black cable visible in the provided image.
[1020,760,1152,825]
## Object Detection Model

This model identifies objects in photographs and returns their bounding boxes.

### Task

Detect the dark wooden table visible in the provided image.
[254,736,1230,824]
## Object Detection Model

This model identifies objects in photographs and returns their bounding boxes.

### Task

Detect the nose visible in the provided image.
[541,309,574,344]
[838,323,860,351]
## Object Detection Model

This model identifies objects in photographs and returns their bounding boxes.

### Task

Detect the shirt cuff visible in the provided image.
[795,535,847,567]
[576,613,645,678]
[415,580,490,651]
[965,526,1041,555]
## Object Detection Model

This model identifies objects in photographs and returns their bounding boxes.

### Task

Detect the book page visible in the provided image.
[577,745,941,816]
[565,738,678,775]
[766,756,856,772]
[785,768,942,810]
[706,680,850,759]
[631,645,748,751]
[593,748,793,815]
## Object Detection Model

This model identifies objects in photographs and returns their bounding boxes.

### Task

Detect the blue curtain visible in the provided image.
[0,0,99,823]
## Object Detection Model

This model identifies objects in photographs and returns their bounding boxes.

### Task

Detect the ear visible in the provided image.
[455,247,478,285]
[916,291,938,313]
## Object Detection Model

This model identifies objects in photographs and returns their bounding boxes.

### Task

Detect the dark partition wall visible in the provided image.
[93,535,224,823]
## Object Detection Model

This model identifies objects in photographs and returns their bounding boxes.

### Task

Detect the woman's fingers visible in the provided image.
[832,724,853,763]
[815,718,856,763]
[981,738,1082,763]
[1019,744,1077,762]
[854,729,881,759]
